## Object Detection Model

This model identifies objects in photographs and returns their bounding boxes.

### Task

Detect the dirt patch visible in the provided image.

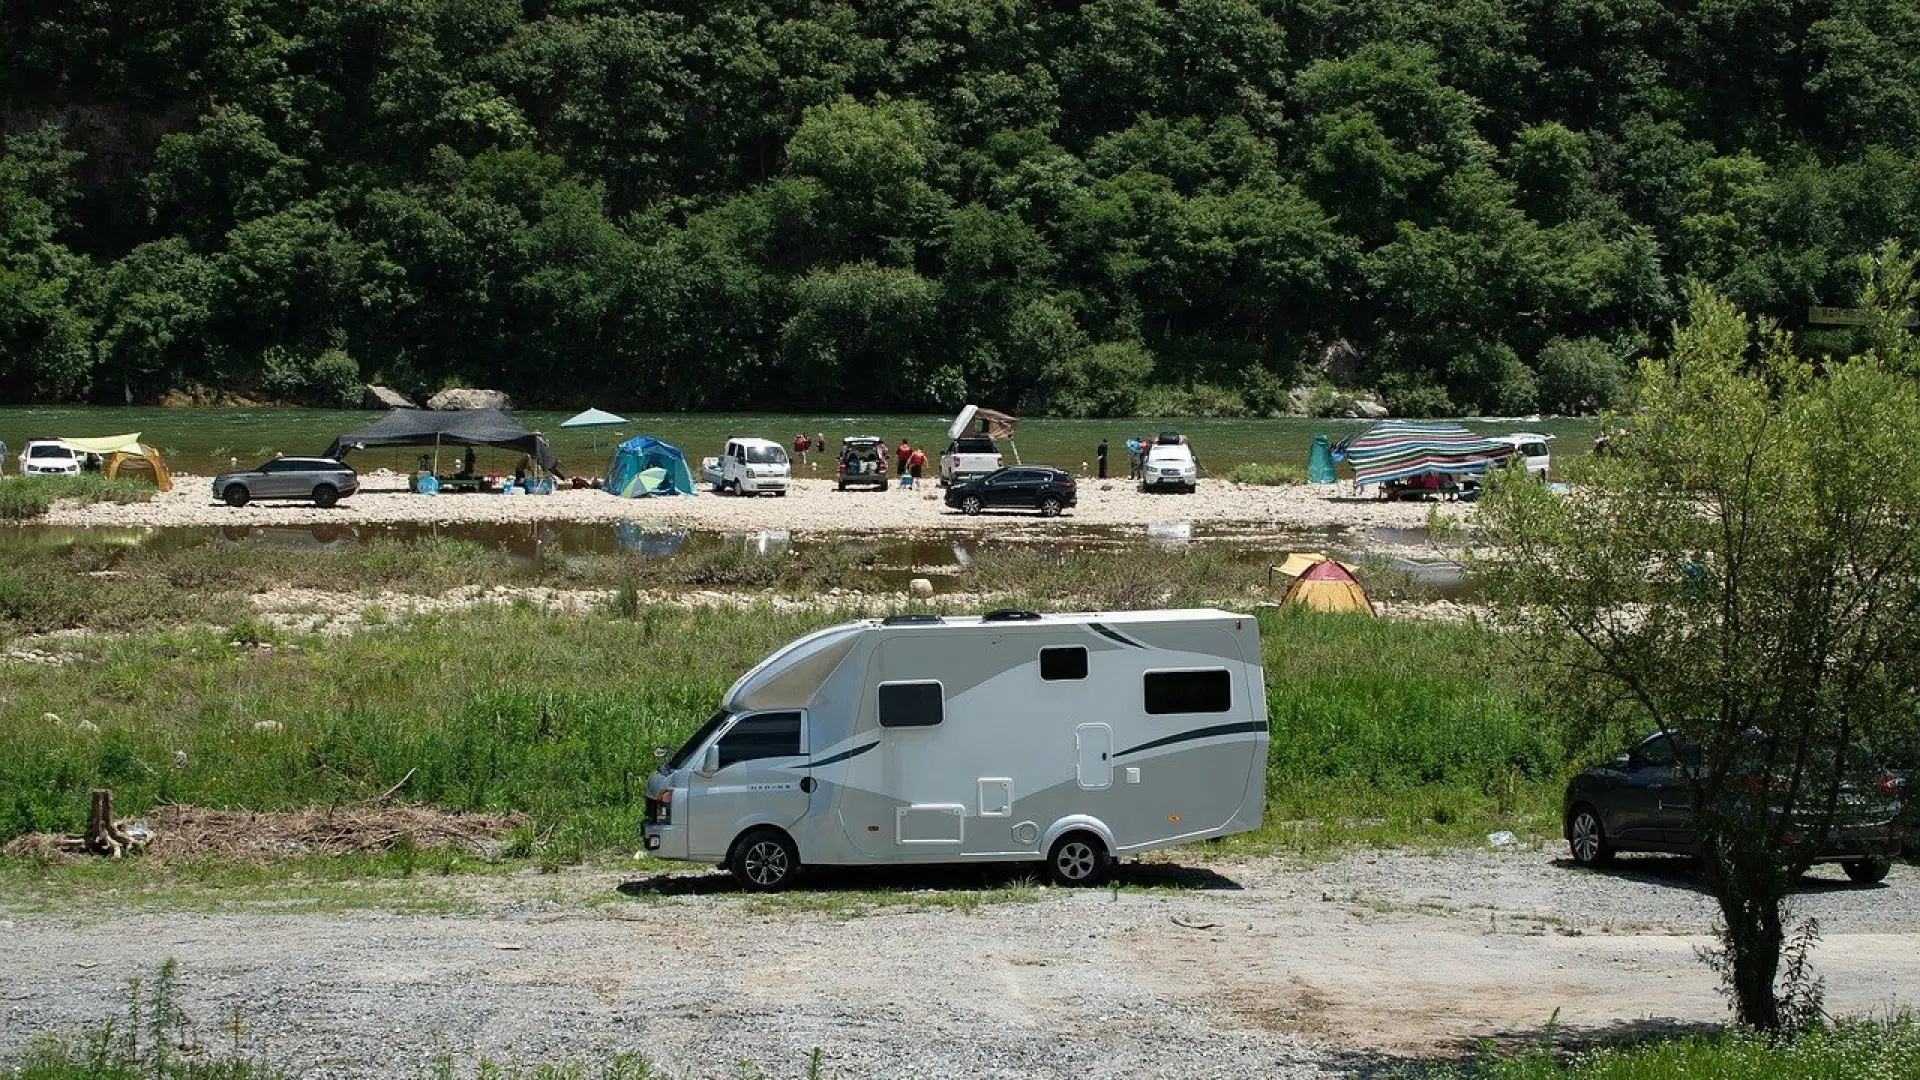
[3,804,527,863]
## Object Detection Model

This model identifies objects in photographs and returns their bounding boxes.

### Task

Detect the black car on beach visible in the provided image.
[1563,730,1905,883]
[943,466,1077,517]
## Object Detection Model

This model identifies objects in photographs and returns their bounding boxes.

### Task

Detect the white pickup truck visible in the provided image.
[701,437,791,496]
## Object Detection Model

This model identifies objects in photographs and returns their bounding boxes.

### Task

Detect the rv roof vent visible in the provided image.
[981,608,1042,622]
[881,614,944,626]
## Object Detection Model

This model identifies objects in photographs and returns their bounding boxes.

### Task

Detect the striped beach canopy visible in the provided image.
[1335,421,1519,487]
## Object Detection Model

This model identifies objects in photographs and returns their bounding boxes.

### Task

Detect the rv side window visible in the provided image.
[1039,647,1088,681]
[716,711,802,768]
[1143,669,1232,715]
[878,681,944,727]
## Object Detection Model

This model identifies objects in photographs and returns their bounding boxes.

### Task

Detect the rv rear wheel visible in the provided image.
[729,828,799,892]
[1046,831,1111,887]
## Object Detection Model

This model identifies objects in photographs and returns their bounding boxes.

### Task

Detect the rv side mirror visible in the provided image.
[699,744,721,775]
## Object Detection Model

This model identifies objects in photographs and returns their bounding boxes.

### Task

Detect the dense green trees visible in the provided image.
[3,0,1919,414]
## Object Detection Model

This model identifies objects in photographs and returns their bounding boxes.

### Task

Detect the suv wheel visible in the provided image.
[222,485,250,508]
[1567,804,1614,867]
[312,484,338,509]
[1845,857,1891,885]
[960,494,983,515]
[1038,495,1063,517]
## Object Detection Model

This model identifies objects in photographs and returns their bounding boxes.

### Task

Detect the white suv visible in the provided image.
[19,439,80,476]
[1493,433,1552,482]
[1140,442,1197,493]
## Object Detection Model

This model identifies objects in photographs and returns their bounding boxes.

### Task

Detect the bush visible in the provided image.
[261,345,360,407]
[1036,340,1155,417]
[0,476,156,520]
[1227,462,1307,485]
[1374,371,1456,417]
[1536,336,1630,414]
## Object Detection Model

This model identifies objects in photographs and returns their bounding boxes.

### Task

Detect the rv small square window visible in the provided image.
[1040,647,1088,681]
[716,711,802,768]
[1143,669,1232,715]
[878,681,944,727]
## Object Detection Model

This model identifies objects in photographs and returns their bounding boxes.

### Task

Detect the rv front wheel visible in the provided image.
[1046,831,1111,887]
[730,828,799,892]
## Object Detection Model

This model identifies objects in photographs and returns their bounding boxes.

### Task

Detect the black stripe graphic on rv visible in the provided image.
[808,741,879,768]
[1113,721,1268,759]
[1089,623,1146,649]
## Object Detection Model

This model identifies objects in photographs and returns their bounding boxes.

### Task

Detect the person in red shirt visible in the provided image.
[896,440,911,475]
[907,446,927,487]
[793,433,810,468]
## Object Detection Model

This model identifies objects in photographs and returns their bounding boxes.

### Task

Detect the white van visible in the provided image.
[707,438,790,496]
[1492,433,1553,482]
[642,609,1268,890]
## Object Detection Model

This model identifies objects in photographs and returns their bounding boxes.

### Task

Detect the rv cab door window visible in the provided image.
[716,711,803,768]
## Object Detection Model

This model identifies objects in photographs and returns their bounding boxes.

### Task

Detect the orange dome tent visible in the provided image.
[1276,553,1374,616]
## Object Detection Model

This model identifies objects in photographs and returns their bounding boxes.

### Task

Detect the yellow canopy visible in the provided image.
[1274,552,1360,579]
[60,433,146,454]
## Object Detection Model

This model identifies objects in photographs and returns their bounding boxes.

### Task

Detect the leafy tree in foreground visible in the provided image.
[1481,273,1920,1030]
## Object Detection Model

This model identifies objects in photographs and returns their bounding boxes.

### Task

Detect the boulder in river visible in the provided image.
[427,388,512,411]
[363,385,417,409]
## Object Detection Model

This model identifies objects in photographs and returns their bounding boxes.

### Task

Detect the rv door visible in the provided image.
[685,710,812,860]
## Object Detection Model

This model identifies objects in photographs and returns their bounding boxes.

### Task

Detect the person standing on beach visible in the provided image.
[897,439,911,475]
[1096,439,1108,480]
[908,445,926,487]
[793,432,810,468]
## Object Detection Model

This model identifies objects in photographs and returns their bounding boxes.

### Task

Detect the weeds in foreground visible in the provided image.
[0,475,155,521]
[1424,1016,1920,1079]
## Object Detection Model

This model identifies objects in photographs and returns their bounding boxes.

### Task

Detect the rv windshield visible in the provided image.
[667,710,732,770]
[745,446,787,465]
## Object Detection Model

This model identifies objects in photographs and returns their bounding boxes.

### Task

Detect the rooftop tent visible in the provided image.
[1334,420,1518,488]
[324,409,557,472]
[1307,434,1336,484]
[59,433,173,491]
[948,404,1022,462]
[605,435,694,497]
[1279,556,1375,616]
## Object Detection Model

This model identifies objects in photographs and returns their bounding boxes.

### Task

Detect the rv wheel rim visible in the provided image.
[744,841,789,885]
[1571,813,1599,863]
[1056,841,1096,880]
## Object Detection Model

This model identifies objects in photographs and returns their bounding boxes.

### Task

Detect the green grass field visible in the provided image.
[0,601,1582,860]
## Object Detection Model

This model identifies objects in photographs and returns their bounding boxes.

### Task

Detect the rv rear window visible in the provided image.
[1040,647,1088,681]
[878,681,944,727]
[716,711,802,768]
[1143,669,1232,715]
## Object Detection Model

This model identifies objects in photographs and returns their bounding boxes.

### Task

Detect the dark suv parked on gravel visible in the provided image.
[1564,730,1905,883]
[943,466,1077,517]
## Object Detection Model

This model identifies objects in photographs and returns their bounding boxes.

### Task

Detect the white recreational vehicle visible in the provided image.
[642,608,1268,890]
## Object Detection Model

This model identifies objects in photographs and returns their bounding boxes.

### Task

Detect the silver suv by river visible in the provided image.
[212,457,359,508]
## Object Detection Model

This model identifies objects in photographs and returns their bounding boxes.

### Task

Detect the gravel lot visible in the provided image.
[42,474,1451,538]
[4,848,1917,1079]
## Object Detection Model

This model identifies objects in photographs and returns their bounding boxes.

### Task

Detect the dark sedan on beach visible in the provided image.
[1564,730,1905,883]
[943,466,1077,517]
[212,457,359,508]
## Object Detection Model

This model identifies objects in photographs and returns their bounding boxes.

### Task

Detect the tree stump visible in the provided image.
[84,788,133,858]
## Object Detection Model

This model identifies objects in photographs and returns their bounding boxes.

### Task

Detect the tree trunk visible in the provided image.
[84,788,133,858]
[1711,848,1789,1030]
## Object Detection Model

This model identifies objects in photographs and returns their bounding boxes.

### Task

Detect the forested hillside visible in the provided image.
[3,0,1918,415]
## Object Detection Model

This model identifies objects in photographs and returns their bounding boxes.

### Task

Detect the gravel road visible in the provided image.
[4,849,1917,1079]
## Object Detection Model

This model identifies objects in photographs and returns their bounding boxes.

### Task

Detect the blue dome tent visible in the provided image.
[605,436,694,497]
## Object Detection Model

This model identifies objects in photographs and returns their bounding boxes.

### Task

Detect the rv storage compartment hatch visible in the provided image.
[897,804,965,843]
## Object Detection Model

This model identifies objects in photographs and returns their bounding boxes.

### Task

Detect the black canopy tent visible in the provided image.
[325,409,560,475]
